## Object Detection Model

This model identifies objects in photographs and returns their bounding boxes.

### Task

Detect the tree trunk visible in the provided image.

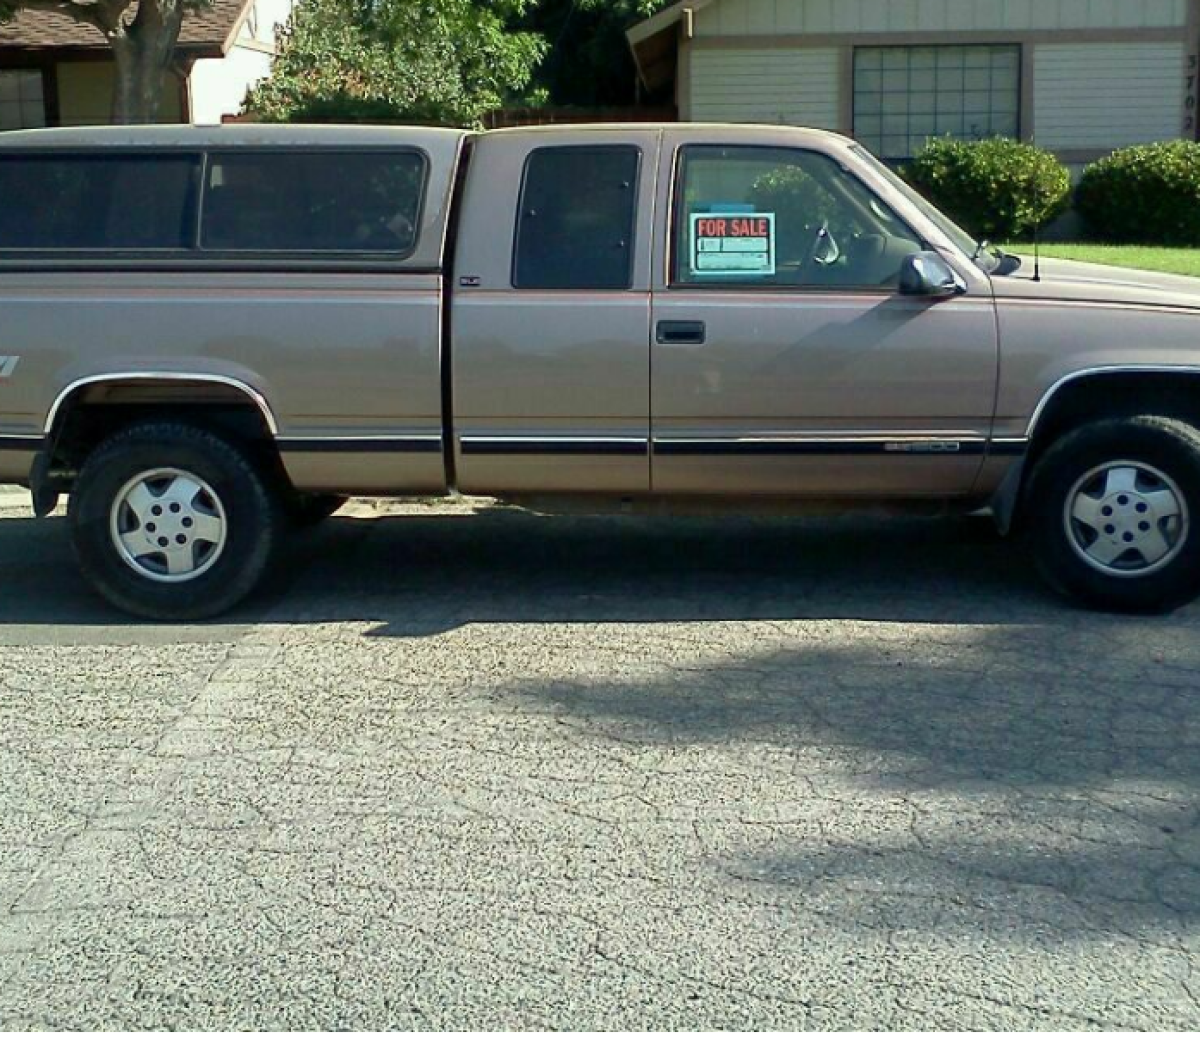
[108,0,186,124]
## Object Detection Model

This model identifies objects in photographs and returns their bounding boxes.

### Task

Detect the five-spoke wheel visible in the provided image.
[110,469,228,582]
[1027,415,1200,612]
[1064,461,1188,577]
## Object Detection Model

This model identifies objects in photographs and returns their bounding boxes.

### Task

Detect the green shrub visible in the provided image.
[1076,141,1200,246]
[903,136,1070,241]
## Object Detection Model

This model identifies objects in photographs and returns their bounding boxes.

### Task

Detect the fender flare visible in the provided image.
[989,364,1200,532]
[44,372,279,437]
[1021,364,1200,440]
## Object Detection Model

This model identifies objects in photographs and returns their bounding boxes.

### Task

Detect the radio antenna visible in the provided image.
[1031,127,1043,282]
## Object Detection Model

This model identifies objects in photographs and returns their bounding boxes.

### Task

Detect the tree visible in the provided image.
[522,0,670,108]
[245,0,548,127]
[0,0,211,123]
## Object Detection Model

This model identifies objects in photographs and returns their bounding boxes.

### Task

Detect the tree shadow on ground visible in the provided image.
[503,623,1200,937]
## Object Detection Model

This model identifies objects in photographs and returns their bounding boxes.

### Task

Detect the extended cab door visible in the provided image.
[450,129,659,495]
[650,131,999,498]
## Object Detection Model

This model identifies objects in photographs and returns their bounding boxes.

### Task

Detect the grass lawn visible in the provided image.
[1007,243,1200,278]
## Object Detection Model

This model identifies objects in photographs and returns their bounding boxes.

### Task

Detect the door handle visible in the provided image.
[656,320,706,345]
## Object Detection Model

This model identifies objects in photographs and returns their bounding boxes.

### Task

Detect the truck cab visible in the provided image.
[448,124,997,505]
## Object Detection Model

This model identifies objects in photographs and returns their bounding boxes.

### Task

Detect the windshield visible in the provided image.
[849,144,1003,273]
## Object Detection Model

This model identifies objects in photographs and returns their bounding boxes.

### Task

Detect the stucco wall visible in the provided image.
[189,46,273,124]
[56,61,184,125]
[188,0,295,124]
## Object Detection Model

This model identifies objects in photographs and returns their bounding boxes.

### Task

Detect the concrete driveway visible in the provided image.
[1,491,1199,1030]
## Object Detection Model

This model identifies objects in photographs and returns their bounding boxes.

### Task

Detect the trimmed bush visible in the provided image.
[1076,141,1200,246]
[903,136,1071,241]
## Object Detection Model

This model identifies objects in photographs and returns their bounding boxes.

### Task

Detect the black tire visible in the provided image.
[68,422,283,620]
[1024,415,1200,613]
[287,493,349,528]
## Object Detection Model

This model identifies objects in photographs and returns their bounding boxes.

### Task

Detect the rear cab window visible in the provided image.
[513,146,640,290]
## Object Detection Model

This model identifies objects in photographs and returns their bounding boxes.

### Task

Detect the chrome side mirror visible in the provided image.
[899,252,967,298]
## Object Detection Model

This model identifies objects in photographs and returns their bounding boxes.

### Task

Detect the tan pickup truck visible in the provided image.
[2,122,1200,619]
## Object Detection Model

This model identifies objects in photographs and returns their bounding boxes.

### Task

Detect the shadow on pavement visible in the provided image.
[502,622,1200,936]
[3,505,1199,950]
[0,506,1067,631]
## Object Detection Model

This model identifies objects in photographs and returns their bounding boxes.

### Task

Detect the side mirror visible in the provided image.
[899,252,967,298]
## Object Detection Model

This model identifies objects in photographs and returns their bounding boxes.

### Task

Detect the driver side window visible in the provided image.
[672,146,921,289]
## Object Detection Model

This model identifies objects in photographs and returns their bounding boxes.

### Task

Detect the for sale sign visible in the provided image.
[689,212,776,277]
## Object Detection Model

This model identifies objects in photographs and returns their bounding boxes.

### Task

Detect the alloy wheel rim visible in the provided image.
[109,468,228,583]
[1063,460,1189,578]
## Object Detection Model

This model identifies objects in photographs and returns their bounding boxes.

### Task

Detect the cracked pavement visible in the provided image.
[2,493,1200,1029]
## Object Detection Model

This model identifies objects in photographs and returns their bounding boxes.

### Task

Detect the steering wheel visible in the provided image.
[805,219,841,268]
[796,219,840,284]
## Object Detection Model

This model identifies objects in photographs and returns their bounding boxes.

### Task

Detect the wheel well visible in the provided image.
[45,380,288,490]
[993,371,1200,534]
[1027,372,1200,466]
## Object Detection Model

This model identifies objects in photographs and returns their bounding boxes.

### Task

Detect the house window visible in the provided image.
[0,70,47,131]
[853,45,1020,162]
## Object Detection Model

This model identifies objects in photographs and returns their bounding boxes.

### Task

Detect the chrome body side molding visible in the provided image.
[651,434,998,457]
[277,435,442,453]
[459,436,650,456]
[0,433,43,450]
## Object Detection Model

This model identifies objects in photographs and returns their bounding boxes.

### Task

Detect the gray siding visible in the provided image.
[689,46,842,127]
[696,0,1188,36]
[1033,42,1186,150]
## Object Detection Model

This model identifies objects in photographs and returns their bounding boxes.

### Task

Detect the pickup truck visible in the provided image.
[2,122,1200,619]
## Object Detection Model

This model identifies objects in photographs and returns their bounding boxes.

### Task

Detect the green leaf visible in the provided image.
[244,0,549,128]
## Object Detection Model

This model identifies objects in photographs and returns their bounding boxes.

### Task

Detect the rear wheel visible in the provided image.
[1025,415,1200,612]
[69,422,283,620]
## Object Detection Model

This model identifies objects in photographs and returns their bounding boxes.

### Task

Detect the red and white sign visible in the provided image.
[690,212,776,276]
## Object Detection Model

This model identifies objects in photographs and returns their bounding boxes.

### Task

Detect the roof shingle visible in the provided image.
[0,0,250,55]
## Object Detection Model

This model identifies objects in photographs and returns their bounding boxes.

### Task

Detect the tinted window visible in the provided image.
[673,146,922,289]
[514,147,639,289]
[0,154,199,251]
[202,151,425,254]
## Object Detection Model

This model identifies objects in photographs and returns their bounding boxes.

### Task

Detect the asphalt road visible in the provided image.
[2,490,1200,1030]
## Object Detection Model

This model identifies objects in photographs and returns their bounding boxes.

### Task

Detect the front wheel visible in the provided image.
[1025,415,1200,613]
[69,422,283,620]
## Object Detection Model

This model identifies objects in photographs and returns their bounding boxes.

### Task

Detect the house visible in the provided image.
[627,0,1199,165]
[0,0,293,129]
